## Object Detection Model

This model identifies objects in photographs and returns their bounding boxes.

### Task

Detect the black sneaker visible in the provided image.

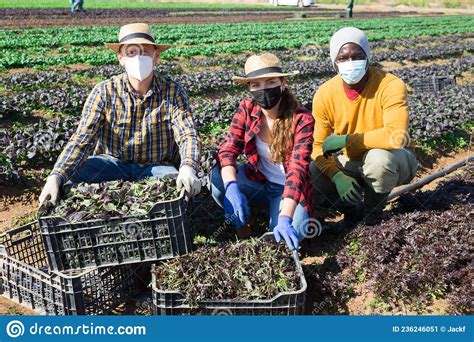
[329,202,364,232]
[363,188,390,226]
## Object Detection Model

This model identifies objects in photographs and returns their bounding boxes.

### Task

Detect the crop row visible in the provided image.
[0,39,470,92]
[330,171,472,314]
[0,7,346,18]
[1,54,471,121]
[0,16,472,70]
[0,117,77,181]
[187,33,472,68]
[1,37,470,71]
[1,83,471,183]
[2,16,471,49]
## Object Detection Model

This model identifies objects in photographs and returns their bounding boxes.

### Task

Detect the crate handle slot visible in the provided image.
[10,229,33,246]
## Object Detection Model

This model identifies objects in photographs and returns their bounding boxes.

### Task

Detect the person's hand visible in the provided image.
[223,181,249,228]
[38,174,62,208]
[274,215,299,250]
[331,171,362,205]
[323,134,348,158]
[177,165,201,196]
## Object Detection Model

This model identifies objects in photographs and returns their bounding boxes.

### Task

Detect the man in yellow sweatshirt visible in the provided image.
[311,27,418,227]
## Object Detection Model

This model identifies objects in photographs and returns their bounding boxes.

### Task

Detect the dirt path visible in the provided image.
[0,14,291,29]
[0,185,38,233]
[0,7,443,30]
[316,3,473,15]
[410,147,472,191]
[0,296,35,315]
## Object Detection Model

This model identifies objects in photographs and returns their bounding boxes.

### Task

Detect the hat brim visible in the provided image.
[232,71,300,85]
[104,39,171,53]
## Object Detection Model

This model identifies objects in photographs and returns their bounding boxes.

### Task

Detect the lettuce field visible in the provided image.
[0,6,472,316]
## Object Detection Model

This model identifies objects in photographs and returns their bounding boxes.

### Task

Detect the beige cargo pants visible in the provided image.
[311,148,418,212]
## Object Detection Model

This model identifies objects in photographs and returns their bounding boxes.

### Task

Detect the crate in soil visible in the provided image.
[151,233,307,315]
[412,76,456,93]
[0,221,148,315]
[39,191,192,272]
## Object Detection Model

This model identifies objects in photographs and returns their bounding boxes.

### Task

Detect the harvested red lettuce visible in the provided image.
[50,177,180,222]
[154,238,300,305]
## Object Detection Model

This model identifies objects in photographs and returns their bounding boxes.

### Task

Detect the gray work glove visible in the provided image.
[38,174,62,208]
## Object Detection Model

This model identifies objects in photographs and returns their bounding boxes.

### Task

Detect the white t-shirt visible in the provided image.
[255,135,286,185]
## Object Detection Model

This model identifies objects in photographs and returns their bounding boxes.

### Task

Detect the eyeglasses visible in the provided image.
[120,44,155,58]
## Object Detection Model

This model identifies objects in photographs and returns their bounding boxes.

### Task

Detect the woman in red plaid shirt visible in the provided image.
[210,53,314,250]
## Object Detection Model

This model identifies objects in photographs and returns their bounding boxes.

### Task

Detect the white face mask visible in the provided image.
[123,55,154,81]
[336,59,367,85]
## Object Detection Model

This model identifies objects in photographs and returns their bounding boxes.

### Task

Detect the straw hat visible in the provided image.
[104,23,171,53]
[232,53,299,85]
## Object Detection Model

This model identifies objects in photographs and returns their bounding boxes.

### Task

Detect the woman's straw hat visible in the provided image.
[232,53,299,85]
[104,23,171,53]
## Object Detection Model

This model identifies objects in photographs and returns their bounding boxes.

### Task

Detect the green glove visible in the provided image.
[331,171,362,205]
[323,134,348,158]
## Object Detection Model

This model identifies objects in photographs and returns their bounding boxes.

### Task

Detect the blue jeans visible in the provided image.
[71,0,84,12]
[209,164,309,241]
[67,155,178,184]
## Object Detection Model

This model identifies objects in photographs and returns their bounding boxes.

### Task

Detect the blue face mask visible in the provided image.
[336,59,368,85]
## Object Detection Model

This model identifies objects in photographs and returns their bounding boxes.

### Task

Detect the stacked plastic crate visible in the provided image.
[0,191,192,315]
[412,76,456,93]
[0,191,307,315]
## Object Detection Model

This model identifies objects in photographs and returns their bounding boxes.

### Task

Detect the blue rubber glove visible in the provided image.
[274,215,299,250]
[223,181,249,228]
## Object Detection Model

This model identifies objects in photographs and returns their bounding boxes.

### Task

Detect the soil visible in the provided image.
[0,296,35,315]
[0,7,442,30]
[0,186,38,233]
[412,147,472,187]
[316,3,473,15]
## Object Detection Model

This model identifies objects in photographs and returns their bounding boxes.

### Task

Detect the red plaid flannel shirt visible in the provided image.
[218,98,314,212]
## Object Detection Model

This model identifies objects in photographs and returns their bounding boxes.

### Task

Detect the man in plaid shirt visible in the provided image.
[39,23,201,207]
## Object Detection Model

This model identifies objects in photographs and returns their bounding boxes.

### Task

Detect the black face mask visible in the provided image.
[250,85,282,109]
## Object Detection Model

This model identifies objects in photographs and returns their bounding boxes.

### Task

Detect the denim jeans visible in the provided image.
[71,0,84,12]
[209,164,309,241]
[66,154,178,185]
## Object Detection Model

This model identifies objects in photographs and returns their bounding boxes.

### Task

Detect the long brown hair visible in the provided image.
[270,84,298,164]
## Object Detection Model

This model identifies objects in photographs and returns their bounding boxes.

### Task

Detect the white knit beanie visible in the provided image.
[329,27,371,67]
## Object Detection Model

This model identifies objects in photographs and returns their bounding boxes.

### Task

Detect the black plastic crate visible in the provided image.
[412,76,456,93]
[151,233,307,315]
[0,221,148,315]
[187,191,225,234]
[38,191,193,272]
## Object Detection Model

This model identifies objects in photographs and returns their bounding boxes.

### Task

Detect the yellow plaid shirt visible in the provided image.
[52,72,201,182]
